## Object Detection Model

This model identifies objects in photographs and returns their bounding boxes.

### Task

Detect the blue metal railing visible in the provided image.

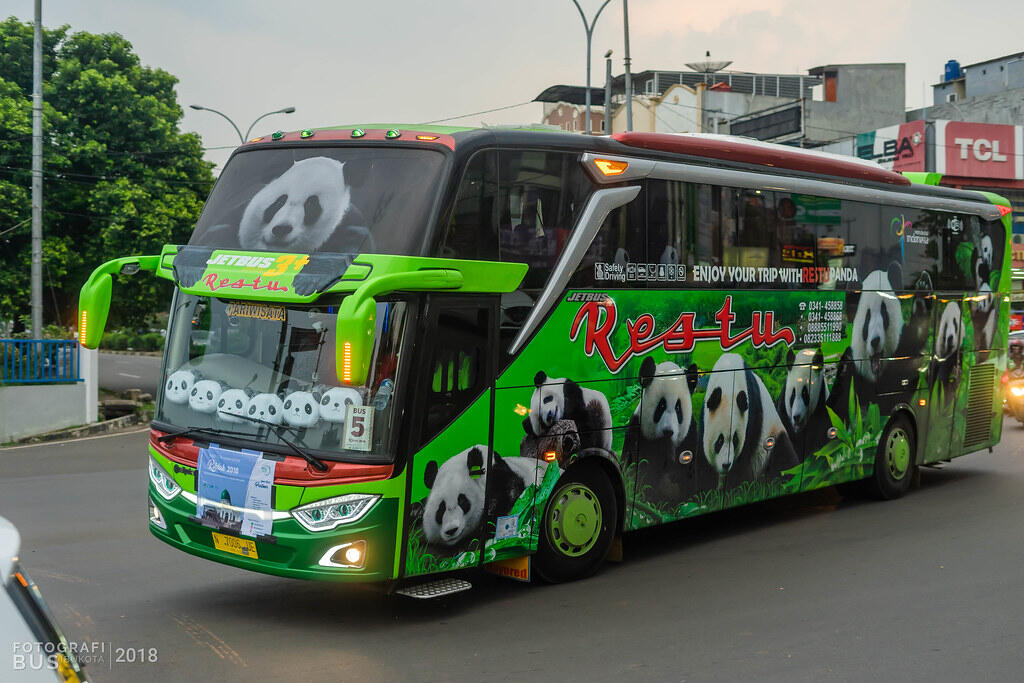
[0,339,82,384]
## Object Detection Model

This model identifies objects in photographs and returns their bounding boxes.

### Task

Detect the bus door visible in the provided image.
[404,296,499,577]
[923,293,965,462]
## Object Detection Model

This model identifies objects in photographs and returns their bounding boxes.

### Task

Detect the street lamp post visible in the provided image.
[189,105,296,144]
[571,0,613,135]
[604,49,613,135]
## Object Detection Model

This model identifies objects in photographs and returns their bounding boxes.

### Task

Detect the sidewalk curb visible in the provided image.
[8,412,153,445]
[100,349,163,357]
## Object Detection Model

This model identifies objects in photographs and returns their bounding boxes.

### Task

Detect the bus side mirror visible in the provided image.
[334,268,464,386]
[336,296,376,386]
[78,256,160,349]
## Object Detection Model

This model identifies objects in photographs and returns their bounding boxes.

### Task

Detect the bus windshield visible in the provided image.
[188,146,446,254]
[155,292,408,463]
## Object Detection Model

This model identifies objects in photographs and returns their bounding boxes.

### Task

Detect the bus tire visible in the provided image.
[534,462,617,583]
[866,415,915,500]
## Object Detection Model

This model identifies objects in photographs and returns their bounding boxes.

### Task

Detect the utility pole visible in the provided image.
[571,0,612,135]
[604,50,613,134]
[31,0,43,338]
[623,0,633,131]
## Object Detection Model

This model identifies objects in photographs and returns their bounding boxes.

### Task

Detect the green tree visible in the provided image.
[0,17,214,332]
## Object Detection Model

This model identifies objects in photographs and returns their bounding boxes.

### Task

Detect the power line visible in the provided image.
[0,164,212,187]
[419,101,536,125]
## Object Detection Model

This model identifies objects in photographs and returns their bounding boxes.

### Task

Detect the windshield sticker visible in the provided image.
[196,446,276,538]
[342,405,373,451]
[225,302,286,321]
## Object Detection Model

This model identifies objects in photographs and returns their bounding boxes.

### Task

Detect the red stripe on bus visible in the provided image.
[611,132,910,186]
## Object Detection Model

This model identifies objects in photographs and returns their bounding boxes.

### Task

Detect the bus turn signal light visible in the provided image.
[543,450,558,462]
[341,341,353,384]
[593,158,628,176]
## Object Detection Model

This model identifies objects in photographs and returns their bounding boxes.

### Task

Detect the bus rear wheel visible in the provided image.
[534,463,616,583]
[867,415,915,500]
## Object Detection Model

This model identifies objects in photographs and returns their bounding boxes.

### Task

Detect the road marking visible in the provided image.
[117,372,142,378]
[0,426,150,453]
[173,614,247,668]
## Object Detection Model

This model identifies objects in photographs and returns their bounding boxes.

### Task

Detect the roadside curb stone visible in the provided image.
[5,412,153,446]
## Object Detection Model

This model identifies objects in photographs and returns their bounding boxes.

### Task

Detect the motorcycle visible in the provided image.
[1004,367,1024,424]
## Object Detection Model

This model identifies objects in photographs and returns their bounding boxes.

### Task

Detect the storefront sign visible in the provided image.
[936,121,1024,180]
[855,120,926,172]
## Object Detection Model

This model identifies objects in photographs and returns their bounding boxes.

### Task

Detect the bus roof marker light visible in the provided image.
[416,134,438,141]
[997,204,1012,217]
[300,128,314,139]
[271,130,285,140]
[385,129,401,139]
[351,129,365,138]
[593,158,628,176]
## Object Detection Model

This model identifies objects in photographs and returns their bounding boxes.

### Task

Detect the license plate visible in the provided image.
[211,532,258,559]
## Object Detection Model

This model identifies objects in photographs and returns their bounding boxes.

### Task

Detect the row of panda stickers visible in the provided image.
[406,218,1005,576]
[162,368,380,452]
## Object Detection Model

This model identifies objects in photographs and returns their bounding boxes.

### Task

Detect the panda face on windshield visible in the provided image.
[189,380,223,414]
[238,157,352,252]
[245,393,284,425]
[165,369,196,405]
[283,391,321,428]
[216,388,251,424]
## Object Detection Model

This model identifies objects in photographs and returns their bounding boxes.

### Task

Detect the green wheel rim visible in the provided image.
[546,482,602,558]
[885,427,911,480]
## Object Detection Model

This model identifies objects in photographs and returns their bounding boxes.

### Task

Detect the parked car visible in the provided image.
[1,517,88,682]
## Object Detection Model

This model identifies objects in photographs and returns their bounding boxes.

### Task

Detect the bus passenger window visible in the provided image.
[570,198,646,288]
[645,179,692,278]
[442,150,499,261]
[497,150,592,292]
[733,189,775,271]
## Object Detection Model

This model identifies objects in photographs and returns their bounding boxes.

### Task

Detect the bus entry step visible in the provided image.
[396,578,472,599]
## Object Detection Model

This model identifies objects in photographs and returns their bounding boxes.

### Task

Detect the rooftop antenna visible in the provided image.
[686,50,732,85]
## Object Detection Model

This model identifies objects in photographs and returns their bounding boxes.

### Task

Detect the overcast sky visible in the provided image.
[5,0,1023,172]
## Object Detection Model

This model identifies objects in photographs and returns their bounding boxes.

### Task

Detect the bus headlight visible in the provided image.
[149,457,182,500]
[291,494,380,532]
[1010,385,1024,397]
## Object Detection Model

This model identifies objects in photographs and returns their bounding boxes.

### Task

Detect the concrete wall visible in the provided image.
[907,88,1024,126]
[966,57,1024,100]
[0,382,88,442]
[802,64,906,144]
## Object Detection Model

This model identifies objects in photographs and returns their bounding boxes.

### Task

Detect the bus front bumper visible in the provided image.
[147,486,400,582]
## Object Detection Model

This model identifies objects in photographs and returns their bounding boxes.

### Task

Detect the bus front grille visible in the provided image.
[963,364,995,449]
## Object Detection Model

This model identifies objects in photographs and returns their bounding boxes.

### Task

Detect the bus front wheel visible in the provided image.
[867,415,915,500]
[534,463,616,583]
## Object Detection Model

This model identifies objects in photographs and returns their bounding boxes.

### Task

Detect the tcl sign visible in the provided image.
[936,121,1024,179]
[953,137,1008,162]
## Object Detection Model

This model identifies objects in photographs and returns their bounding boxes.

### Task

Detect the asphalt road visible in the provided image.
[98,352,162,396]
[3,423,1024,682]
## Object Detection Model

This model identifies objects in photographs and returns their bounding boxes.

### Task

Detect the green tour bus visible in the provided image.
[79,126,1012,595]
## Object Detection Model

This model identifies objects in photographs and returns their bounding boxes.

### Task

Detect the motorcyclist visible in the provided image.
[1009,339,1024,374]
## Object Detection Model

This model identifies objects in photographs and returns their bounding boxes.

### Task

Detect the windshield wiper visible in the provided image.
[219,410,329,472]
[156,425,256,444]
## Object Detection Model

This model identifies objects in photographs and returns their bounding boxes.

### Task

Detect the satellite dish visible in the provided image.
[686,50,732,73]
